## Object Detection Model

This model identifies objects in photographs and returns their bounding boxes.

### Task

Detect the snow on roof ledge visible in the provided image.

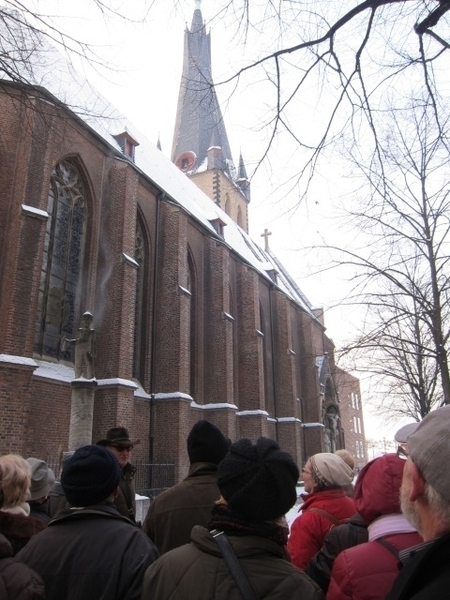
[0,354,38,367]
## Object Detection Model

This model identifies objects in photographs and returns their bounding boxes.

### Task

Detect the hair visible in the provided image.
[335,449,355,472]
[0,454,32,509]
[311,473,335,492]
[424,481,450,528]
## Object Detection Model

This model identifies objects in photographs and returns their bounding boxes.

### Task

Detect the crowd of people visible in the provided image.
[1,407,450,599]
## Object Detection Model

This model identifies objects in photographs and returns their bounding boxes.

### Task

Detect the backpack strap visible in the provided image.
[210,529,258,600]
[308,507,342,526]
[375,537,400,558]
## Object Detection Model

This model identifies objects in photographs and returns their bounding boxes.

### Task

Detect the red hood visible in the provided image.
[354,453,404,523]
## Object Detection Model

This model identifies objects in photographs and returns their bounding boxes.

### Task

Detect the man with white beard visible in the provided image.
[387,405,450,600]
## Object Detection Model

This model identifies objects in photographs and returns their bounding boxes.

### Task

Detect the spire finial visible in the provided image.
[195,0,201,10]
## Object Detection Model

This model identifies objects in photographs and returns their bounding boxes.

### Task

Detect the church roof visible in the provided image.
[171,6,235,177]
[0,10,319,321]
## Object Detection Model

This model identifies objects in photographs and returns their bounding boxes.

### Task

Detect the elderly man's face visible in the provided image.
[107,444,132,468]
[400,459,422,533]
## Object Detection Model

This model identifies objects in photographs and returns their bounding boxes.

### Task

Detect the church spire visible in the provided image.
[171,3,234,175]
[237,152,251,201]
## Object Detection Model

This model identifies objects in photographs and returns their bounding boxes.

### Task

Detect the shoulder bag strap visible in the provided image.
[308,507,341,526]
[375,537,400,559]
[210,529,259,600]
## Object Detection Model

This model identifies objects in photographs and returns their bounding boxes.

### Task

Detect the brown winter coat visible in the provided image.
[142,462,221,554]
[142,525,324,600]
[0,512,46,556]
[0,534,45,599]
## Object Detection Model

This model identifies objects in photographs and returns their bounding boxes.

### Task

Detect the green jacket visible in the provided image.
[142,525,324,600]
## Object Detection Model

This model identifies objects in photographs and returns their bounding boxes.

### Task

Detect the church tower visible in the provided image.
[172,0,251,232]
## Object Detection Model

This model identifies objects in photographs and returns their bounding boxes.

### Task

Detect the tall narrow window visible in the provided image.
[133,213,149,381]
[34,160,87,360]
[187,251,197,398]
[229,287,238,402]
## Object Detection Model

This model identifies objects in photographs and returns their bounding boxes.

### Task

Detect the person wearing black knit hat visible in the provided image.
[142,420,231,554]
[141,437,324,600]
[16,446,159,600]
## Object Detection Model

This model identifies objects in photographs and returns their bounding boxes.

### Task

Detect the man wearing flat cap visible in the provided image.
[16,445,158,600]
[97,426,139,522]
[387,406,450,599]
[142,420,230,554]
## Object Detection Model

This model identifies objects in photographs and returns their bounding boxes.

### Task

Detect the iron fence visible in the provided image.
[46,457,175,500]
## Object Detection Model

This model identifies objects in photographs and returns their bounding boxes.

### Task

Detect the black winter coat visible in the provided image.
[15,504,159,600]
[0,534,45,600]
[387,532,450,600]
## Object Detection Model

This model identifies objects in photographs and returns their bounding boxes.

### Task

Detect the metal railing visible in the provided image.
[46,457,175,500]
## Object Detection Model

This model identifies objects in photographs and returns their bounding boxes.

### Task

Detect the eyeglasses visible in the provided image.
[396,445,409,460]
[111,445,132,452]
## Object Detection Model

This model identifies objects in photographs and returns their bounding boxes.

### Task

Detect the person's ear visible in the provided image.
[409,461,426,501]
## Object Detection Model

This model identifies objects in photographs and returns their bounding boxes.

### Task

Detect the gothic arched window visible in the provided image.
[133,213,150,382]
[34,160,87,360]
[187,251,197,398]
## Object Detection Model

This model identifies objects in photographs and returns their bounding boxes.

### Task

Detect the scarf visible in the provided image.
[207,503,289,548]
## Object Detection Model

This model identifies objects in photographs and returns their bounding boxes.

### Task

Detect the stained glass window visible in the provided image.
[34,160,86,361]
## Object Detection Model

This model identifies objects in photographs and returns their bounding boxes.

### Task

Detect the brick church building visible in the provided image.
[0,7,366,487]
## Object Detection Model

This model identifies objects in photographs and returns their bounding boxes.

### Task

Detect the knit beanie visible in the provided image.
[61,445,121,507]
[354,453,405,523]
[310,453,353,488]
[187,421,230,465]
[217,437,299,522]
[26,458,55,501]
[408,405,450,502]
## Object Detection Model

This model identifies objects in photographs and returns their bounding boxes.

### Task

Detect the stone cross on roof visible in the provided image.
[261,228,272,252]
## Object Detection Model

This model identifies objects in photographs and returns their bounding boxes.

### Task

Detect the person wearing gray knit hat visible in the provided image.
[387,406,450,600]
[288,452,356,570]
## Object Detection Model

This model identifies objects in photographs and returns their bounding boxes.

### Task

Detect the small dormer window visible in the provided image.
[266,269,278,284]
[209,217,226,237]
[113,131,139,162]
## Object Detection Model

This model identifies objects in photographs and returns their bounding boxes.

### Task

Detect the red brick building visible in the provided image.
[0,9,365,489]
[334,368,368,471]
